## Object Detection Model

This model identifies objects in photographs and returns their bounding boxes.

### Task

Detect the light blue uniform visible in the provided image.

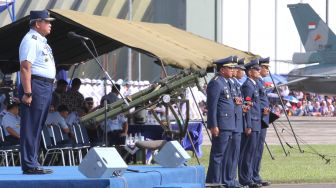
[45,112,69,137]
[100,114,127,132]
[19,28,55,171]
[66,112,80,126]
[0,110,7,117]
[2,112,21,136]
[19,29,56,78]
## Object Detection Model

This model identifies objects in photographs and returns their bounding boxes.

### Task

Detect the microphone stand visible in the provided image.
[78,39,129,147]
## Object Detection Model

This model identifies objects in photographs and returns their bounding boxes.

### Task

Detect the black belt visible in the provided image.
[31,75,54,83]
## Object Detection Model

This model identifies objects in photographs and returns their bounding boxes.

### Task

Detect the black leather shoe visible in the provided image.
[233,180,247,188]
[23,167,53,175]
[247,183,262,188]
[257,181,271,186]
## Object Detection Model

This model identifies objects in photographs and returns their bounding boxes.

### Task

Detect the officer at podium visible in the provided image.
[19,10,55,175]
[206,56,236,184]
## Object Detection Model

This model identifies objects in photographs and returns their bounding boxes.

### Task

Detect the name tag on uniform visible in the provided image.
[42,49,48,55]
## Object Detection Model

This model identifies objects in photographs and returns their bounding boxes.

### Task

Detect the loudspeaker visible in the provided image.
[78,147,128,178]
[154,141,191,167]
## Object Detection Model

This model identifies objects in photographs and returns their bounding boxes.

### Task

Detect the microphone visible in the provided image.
[67,31,89,41]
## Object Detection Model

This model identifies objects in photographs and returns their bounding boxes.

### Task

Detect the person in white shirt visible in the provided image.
[2,102,20,145]
[46,105,71,139]
[100,84,128,146]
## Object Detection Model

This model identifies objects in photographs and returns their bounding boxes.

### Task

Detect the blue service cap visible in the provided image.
[214,56,238,67]
[245,59,260,70]
[259,57,270,67]
[30,10,55,22]
[236,58,246,70]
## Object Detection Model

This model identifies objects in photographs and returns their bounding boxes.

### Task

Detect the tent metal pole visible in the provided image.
[159,60,168,78]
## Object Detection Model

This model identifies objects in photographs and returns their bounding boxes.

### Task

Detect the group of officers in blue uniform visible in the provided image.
[206,56,271,188]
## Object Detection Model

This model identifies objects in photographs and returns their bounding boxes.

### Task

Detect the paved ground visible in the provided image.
[265,116,336,145]
[269,183,336,188]
[202,116,336,146]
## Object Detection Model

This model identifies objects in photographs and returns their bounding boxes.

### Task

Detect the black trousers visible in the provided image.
[5,135,20,145]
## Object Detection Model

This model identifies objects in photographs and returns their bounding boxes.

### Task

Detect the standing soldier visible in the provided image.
[206,56,236,185]
[253,57,271,186]
[239,60,262,188]
[19,10,55,174]
[225,58,250,188]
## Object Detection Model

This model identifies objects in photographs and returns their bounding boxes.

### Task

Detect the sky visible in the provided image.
[221,0,336,74]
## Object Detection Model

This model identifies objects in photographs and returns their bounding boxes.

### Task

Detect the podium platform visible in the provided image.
[0,165,205,188]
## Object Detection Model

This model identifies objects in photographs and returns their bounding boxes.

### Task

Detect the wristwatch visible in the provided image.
[24,92,32,97]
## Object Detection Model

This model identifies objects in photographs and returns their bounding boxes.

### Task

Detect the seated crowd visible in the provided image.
[48,78,129,147]
[270,90,336,117]
[0,78,130,152]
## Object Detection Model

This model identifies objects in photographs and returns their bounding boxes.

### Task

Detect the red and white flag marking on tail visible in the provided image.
[308,22,316,30]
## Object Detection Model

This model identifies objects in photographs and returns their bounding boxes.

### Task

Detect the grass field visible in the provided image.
[187,144,336,184]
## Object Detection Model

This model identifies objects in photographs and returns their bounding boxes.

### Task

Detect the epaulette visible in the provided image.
[213,76,218,81]
[32,35,37,40]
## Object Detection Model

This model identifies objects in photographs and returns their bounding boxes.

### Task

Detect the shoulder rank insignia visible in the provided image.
[213,76,218,80]
[32,35,37,40]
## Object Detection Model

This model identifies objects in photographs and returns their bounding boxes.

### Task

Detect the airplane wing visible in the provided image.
[266,77,308,98]
[274,77,308,88]
[271,73,336,88]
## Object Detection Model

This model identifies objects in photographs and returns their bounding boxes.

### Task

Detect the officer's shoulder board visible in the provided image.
[31,35,37,40]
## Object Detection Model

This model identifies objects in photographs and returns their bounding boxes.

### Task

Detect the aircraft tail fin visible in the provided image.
[288,3,336,52]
